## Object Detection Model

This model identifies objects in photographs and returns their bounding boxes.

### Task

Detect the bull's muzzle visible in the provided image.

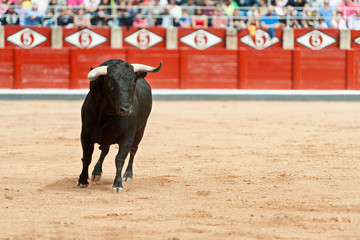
[119,106,133,116]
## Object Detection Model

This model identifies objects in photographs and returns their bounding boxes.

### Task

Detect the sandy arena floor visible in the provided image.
[0,100,360,239]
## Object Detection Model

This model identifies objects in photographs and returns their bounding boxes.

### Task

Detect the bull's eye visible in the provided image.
[107,81,115,91]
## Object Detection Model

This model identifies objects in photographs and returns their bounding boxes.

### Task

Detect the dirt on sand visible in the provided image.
[1,100,360,239]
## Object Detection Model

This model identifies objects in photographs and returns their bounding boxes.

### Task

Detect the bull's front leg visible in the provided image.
[112,138,132,193]
[77,131,94,188]
[91,147,110,182]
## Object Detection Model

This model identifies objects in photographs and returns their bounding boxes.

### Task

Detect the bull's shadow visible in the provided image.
[45,174,178,193]
[45,177,113,192]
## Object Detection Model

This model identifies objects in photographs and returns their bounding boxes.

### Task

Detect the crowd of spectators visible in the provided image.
[1,0,360,31]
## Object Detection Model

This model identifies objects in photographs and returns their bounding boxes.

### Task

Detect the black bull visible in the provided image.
[77,59,162,193]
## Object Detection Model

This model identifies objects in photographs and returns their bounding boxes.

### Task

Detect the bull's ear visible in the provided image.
[90,67,94,70]
[135,72,147,80]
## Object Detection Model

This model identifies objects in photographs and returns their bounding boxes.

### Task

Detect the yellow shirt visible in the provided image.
[22,0,31,8]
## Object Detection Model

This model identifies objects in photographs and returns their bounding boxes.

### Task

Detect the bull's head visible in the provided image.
[87,60,162,116]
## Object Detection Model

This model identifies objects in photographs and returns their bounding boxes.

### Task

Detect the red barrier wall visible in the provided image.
[239,48,292,89]
[295,49,346,89]
[355,50,360,89]
[0,48,14,88]
[351,30,360,49]
[63,27,111,48]
[180,49,238,89]
[70,48,127,89]
[5,26,51,48]
[14,48,69,89]
[348,49,360,89]
[1,47,359,90]
[238,28,283,50]
[1,26,360,90]
[123,27,166,49]
[127,48,180,89]
[294,29,339,50]
[6,26,357,51]
[178,28,226,49]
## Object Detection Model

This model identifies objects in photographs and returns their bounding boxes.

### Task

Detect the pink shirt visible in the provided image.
[0,5,9,14]
[67,0,84,6]
[338,1,358,19]
[133,18,146,26]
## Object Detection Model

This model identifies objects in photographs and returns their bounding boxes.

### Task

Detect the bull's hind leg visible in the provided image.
[123,126,146,183]
[77,132,94,188]
[91,147,109,182]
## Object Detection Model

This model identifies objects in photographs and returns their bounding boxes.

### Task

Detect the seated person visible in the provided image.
[286,0,309,27]
[24,2,45,26]
[329,11,346,29]
[176,9,191,28]
[57,5,75,26]
[93,5,112,26]
[132,12,148,28]
[348,8,360,30]
[260,5,280,38]
[1,4,19,25]
[212,8,228,28]
[116,1,134,27]
[191,7,208,28]
[74,7,91,28]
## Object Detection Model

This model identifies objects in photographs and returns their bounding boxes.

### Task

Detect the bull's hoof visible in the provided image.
[91,174,102,182]
[123,177,132,183]
[112,187,123,193]
[76,181,89,188]
[123,171,133,183]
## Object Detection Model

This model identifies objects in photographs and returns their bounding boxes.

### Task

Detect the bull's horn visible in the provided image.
[87,66,108,81]
[132,61,162,73]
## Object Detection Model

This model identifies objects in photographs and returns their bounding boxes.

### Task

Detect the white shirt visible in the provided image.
[169,5,182,19]
[329,17,347,30]
[31,0,48,12]
[348,14,360,30]
[83,0,101,9]
[314,21,328,28]
[329,0,341,11]
[159,0,168,6]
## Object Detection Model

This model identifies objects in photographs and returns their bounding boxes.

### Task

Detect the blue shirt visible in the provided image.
[178,17,191,27]
[24,8,46,26]
[318,7,334,26]
[260,13,279,26]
